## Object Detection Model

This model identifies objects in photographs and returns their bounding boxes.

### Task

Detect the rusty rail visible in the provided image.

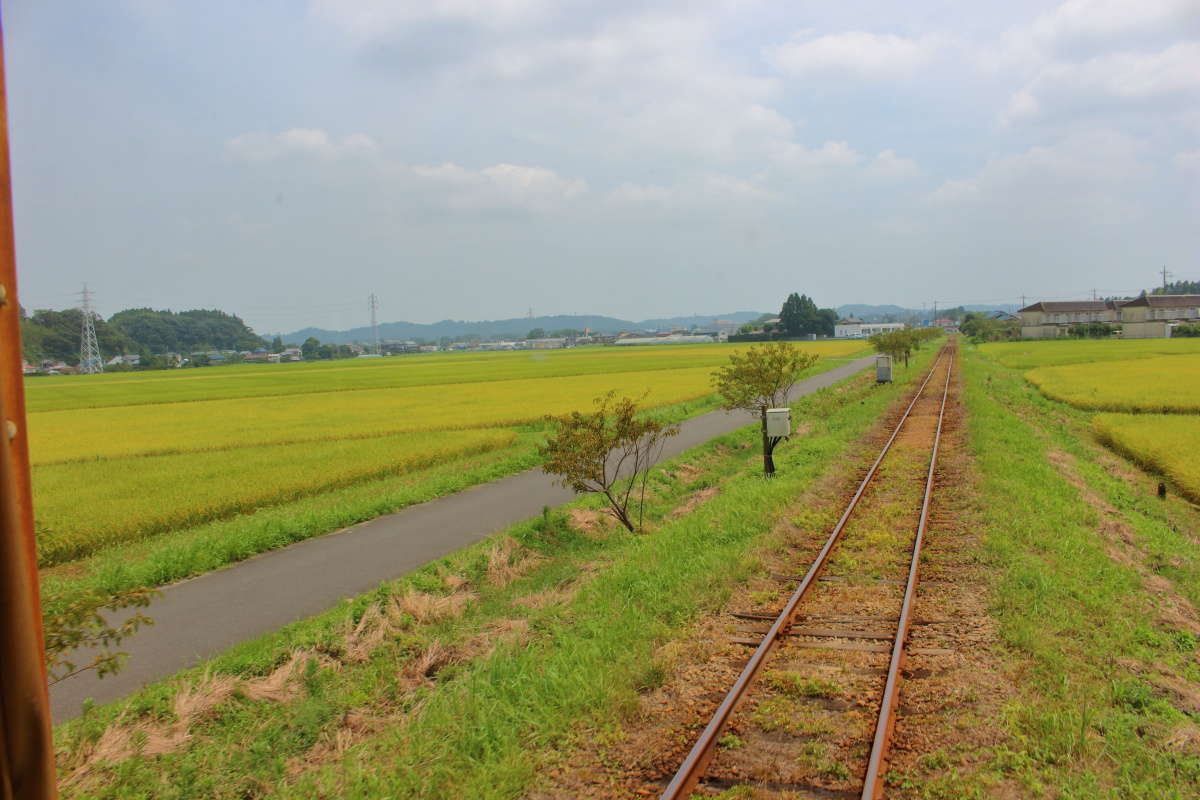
[861,347,953,799]
[660,345,952,800]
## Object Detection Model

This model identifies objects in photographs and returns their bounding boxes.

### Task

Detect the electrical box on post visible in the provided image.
[765,408,791,437]
[875,355,892,383]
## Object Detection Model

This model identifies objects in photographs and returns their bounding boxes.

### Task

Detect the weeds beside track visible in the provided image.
[662,342,958,798]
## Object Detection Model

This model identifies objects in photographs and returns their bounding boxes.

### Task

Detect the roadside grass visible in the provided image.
[52,353,919,799]
[1094,414,1200,504]
[958,347,1200,797]
[979,338,1200,370]
[34,429,517,567]
[27,342,867,413]
[1026,356,1200,413]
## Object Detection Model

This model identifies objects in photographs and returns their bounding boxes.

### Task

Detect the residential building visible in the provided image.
[834,318,906,338]
[1017,301,1119,338]
[528,337,568,349]
[1119,295,1200,339]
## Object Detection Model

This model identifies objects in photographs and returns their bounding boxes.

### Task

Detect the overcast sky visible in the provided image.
[7,0,1198,333]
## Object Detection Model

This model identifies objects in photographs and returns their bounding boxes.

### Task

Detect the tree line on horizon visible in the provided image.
[20,307,265,366]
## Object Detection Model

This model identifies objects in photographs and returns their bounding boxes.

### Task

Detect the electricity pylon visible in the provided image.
[368,292,380,355]
[78,283,104,374]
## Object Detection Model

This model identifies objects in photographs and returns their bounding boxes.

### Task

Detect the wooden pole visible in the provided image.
[0,6,58,797]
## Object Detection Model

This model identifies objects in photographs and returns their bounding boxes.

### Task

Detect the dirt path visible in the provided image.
[49,356,873,724]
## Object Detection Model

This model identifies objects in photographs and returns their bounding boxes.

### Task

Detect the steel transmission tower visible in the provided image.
[368,292,381,355]
[78,283,104,374]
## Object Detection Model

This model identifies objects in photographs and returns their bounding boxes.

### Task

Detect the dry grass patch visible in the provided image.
[63,673,239,782]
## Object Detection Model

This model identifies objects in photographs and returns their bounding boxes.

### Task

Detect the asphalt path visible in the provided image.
[50,356,872,722]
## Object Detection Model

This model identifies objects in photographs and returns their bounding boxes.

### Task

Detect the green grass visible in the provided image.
[958,345,1200,797]
[52,350,921,799]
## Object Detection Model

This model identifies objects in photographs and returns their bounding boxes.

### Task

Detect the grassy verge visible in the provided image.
[53,352,914,799]
[958,345,1200,797]
[38,361,854,619]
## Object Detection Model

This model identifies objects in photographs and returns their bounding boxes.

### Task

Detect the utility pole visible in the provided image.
[368,292,380,355]
[78,284,103,374]
[1161,266,1171,293]
[1020,294,1027,308]
[1091,288,1097,301]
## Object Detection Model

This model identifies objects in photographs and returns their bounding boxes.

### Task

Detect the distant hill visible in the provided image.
[836,303,1018,322]
[284,312,765,344]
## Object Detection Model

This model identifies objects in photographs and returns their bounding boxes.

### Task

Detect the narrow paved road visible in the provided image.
[51,356,872,722]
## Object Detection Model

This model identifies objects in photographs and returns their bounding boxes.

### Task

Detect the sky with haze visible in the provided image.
[7,0,1199,334]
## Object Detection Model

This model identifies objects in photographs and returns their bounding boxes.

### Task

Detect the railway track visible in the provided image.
[661,342,958,799]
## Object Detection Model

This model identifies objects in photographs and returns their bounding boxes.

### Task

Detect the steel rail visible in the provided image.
[660,346,951,800]
[861,346,954,799]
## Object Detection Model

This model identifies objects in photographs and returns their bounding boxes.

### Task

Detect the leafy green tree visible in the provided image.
[20,307,131,363]
[301,336,321,360]
[539,392,679,532]
[527,328,546,339]
[869,330,913,366]
[778,294,837,337]
[271,335,284,352]
[108,308,262,353]
[712,342,819,475]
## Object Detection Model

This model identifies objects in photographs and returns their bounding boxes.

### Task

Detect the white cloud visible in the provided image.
[1176,150,1200,172]
[605,173,776,213]
[867,149,919,179]
[1028,0,1200,54]
[1005,41,1200,121]
[771,140,863,170]
[309,0,552,37]
[926,130,1150,223]
[764,31,945,80]
[226,129,378,162]
[408,162,587,212]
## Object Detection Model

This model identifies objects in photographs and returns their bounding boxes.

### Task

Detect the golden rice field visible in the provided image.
[1093,414,1200,503]
[1025,356,1200,413]
[34,429,515,567]
[26,341,866,412]
[29,342,866,567]
[31,366,722,464]
[979,337,1200,369]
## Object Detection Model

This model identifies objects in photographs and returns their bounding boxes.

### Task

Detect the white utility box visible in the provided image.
[765,407,792,437]
[875,355,893,383]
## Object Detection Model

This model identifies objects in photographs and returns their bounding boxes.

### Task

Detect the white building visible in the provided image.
[834,318,906,338]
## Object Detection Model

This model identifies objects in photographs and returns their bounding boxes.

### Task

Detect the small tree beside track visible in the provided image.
[712,342,819,476]
[538,392,679,532]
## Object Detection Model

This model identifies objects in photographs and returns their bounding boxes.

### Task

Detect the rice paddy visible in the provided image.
[980,338,1200,503]
[26,341,867,413]
[1093,414,1200,503]
[1025,356,1200,413]
[30,342,863,568]
[978,337,1200,370]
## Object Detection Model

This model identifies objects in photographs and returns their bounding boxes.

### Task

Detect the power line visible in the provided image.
[78,284,104,374]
